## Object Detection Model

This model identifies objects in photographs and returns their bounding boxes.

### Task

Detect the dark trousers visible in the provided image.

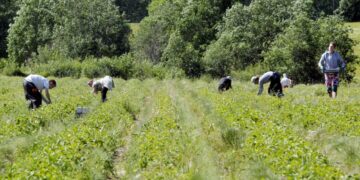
[218,79,232,92]
[268,72,283,95]
[23,81,42,109]
[101,87,108,102]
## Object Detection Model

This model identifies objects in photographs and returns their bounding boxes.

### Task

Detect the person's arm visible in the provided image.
[338,52,346,70]
[42,89,51,104]
[318,54,325,72]
[92,87,98,94]
[258,81,264,95]
[92,82,100,94]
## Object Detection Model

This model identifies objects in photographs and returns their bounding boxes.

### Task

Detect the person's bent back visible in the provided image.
[251,71,283,97]
[218,76,232,92]
[23,74,56,109]
[88,76,115,102]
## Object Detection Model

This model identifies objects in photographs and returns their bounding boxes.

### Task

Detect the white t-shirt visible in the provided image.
[92,76,114,92]
[281,77,291,87]
[25,74,49,91]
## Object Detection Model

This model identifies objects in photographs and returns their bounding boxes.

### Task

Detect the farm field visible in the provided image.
[0,75,359,179]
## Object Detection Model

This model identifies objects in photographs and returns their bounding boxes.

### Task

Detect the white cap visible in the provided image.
[251,76,259,84]
[226,76,232,79]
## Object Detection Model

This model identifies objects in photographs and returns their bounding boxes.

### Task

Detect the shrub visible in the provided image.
[30,60,82,78]
[0,59,6,72]
[3,61,27,76]
[82,60,110,79]
[82,55,135,79]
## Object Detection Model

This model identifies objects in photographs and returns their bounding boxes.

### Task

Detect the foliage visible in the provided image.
[161,31,203,78]
[1,77,360,178]
[7,0,130,64]
[114,0,151,22]
[264,15,358,83]
[2,61,27,76]
[313,0,340,16]
[82,56,134,79]
[0,0,19,58]
[132,1,182,63]
[337,0,360,21]
[204,0,306,77]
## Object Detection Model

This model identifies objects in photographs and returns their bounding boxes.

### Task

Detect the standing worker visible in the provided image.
[318,42,346,98]
[23,74,57,109]
[218,76,232,92]
[251,71,283,97]
[88,76,115,102]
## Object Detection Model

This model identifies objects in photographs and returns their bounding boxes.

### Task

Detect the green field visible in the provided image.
[0,75,359,179]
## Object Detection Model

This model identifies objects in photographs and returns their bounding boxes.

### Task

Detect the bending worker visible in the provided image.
[88,75,115,102]
[23,74,56,109]
[251,71,283,97]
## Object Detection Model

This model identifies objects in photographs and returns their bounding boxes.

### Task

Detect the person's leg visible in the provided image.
[274,83,282,95]
[33,92,42,108]
[225,82,230,91]
[332,86,337,98]
[101,87,108,102]
[218,84,224,92]
[24,81,41,109]
[269,73,280,95]
[325,73,332,98]
[331,73,339,98]
[268,82,274,95]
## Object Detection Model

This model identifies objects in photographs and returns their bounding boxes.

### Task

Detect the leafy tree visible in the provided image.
[114,0,151,22]
[313,0,340,16]
[160,0,226,77]
[52,0,130,59]
[132,1,183,63]
[0,0,20,58]
[7,0,130,64]
[162,31,203,78]
[135,0,253,77]
[204,0,305,77]
[147,0,167,14]
[264,15,357,83]
[337,0,360,21]
[7,0,57,64]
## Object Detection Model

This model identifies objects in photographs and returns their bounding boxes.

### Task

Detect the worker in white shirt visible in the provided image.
[281,73,292,88]
[251,71,283,97]
[88,76,115,102]
[23,74,57,109]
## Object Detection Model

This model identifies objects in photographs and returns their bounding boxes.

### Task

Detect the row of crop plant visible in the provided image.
[0,78,149,178]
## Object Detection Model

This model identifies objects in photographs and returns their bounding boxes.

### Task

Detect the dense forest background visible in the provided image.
[0,0,359,82]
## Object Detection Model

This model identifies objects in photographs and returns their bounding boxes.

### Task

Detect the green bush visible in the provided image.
[230,63,266,82]
[30,60,82,78]
[82,60,110,79]
[0,59,6,72]
[132,61,165,80]
[52,61,82,78]
[3,61,27,76]
[82,55,135,79]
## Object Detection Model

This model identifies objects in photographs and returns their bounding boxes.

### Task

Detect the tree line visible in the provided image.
[0,0,359,82]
